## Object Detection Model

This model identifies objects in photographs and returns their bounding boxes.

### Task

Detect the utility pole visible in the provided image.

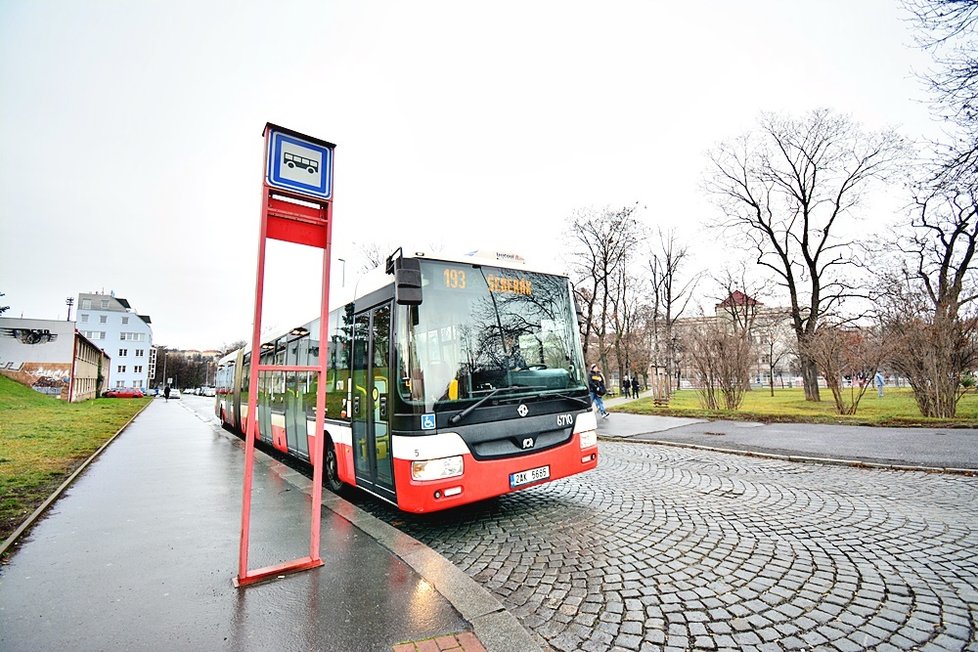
[66,297,74,321]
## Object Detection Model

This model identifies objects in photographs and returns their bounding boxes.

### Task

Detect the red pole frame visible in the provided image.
[234,125,334,588]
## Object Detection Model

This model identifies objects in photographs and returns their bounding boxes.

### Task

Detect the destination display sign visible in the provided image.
[433,264,534,296]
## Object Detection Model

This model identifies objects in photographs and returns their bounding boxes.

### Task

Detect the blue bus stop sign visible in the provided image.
[265,125,334,200]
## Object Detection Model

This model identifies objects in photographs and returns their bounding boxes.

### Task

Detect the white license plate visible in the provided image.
[510,465,550,488]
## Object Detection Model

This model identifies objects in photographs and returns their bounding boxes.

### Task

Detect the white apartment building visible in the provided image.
[77,292,155,390]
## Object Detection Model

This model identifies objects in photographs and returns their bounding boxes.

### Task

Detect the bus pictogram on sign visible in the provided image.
[284,152,319,174]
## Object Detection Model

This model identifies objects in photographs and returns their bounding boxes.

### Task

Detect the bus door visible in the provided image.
[284,339,305,457]
[351,303,395,502]
[284,370,302,455]
[257,355,273,443]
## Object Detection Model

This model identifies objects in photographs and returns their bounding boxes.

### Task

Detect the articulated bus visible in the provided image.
[215,249,598,513]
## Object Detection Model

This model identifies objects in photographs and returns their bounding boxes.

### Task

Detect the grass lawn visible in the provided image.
[622,385,978,427]
[0,375,149,547]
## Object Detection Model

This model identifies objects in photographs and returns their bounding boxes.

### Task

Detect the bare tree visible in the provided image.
[761,319,797,396]
[221,340,248,356]
[711,265,765,335]
[682,319,752,411]
[710,268,768,393]
[711,266,797,395]
[805,324,887,415]
[647,228,698,392]
[608,257,648,387]
[877,186,978,417]
[705,109,907,401]
[357,241,395,271]
[564,204,645,369]
[903,0,978,188]
[355,241,445,272]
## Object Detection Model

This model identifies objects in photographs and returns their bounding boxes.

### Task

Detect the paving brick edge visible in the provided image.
[0,399,154,558]
[599,434,978,476]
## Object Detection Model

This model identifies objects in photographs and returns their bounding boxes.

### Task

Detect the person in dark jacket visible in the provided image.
[163,384,171,402]
[630,376,640,399]
[588,364,609,418]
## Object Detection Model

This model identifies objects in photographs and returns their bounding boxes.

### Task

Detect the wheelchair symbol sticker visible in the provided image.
[421,413,436,430]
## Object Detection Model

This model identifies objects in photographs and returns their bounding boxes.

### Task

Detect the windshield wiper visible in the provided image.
[552,392,591,407]
[449,385,542,425]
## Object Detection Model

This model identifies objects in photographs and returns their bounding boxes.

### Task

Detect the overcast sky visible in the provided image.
[0,0,942,350]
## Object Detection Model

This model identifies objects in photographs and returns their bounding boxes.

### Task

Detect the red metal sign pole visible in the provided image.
[235,124,335,588]
[309,199,333,556]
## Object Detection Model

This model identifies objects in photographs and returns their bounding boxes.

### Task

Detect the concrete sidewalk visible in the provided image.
[600,392,978,473]
[0,399,538,652]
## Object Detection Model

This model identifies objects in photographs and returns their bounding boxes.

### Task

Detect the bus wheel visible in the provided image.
[324,439,343,492]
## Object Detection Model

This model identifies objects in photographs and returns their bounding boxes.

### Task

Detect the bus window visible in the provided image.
[396,262,587,411]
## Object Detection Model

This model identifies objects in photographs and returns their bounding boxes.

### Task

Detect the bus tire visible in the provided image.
[324,437,344,493]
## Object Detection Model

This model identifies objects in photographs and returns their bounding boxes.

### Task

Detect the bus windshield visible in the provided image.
[396,260,588,411]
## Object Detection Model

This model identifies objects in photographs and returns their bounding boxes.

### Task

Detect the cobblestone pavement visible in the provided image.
[350,441,978,652]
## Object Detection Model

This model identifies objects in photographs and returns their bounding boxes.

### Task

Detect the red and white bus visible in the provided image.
[215,249,598,513]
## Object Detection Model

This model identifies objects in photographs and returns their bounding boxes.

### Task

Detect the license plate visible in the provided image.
[510,465,550,488]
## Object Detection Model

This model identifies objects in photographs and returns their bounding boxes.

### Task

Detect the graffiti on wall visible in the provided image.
[0,327,69,399]
[0,328,59,345]
[0,362,71,398]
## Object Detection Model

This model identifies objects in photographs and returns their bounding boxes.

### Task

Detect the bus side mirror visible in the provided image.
[395,258,422,305]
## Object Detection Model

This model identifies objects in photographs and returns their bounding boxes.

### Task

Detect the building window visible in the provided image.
[99,315,107,324]
[134,380,143,388]
[116,380,125,388]
[80,314,89,323]
[119,349,128,357]
[134,365,143,373]
[135,349,144,357]
[81,299,92,310]
[117,365,126,373]
[101,300,109,309]
[122,316,129,325]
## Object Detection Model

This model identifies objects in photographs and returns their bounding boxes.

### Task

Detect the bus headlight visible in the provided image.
[579,429,597,449]
[411,456,464,481]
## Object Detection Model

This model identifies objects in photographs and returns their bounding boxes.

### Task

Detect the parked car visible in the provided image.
[104,387,144,398]
[200,386,216,397]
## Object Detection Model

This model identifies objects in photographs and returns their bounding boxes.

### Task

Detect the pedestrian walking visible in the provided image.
[874,371,885,398]
[622,374,630,398]
[164,384,171,402]
[588,364,609,419]
[631,376,640,399]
